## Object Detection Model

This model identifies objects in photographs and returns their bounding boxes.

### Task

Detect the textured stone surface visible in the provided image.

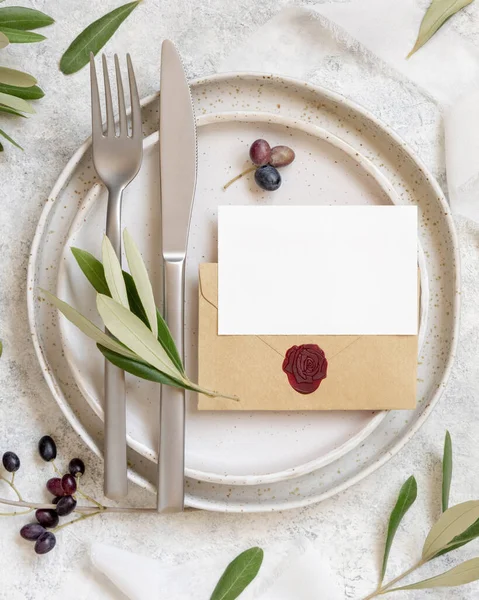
[0,1,478,598]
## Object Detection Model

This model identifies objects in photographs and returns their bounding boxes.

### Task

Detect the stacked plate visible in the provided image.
[28,74,459,512]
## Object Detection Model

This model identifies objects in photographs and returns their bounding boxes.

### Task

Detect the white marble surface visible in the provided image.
[0,1,479,598]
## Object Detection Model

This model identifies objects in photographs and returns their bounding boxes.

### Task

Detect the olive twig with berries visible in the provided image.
[223,139,295,192]
[0,436,158,555]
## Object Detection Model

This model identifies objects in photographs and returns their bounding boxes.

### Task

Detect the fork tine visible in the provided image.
[126,54,142,140]
[90,53,102,137]
[102,54,115,137]
[114,54,127,137]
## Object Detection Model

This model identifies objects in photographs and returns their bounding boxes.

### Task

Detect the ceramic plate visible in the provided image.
[28,74,458,510]
[57,111,429,486]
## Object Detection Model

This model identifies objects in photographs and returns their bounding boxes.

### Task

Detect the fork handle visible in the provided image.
[104,186,128,500]
[157,259,185,512]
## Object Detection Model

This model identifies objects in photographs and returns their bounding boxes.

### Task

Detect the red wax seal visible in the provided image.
[282,344,328,394]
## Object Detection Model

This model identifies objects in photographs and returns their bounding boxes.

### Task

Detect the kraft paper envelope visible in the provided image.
[198,264,418,411]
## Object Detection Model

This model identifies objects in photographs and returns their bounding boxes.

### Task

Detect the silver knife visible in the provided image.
[157,40,197,512]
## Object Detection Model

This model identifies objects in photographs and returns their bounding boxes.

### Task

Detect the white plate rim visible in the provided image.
[27,72,460,510]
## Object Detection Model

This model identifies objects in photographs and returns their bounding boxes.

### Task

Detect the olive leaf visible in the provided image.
[0,105,27,117]
[101,236,129,309]
[0,6,54,30]
[60,1,140,75]
[0,66,36,87]
[0,127,22,150]
[387,558,479,592]
[71,247,110,296]
[434,517,479,558]
[71,246,184,372]
[123,229,158,338]
[0,30,8,48]
[0,91,34,113]
[98,345,194,390]
[0,82,44,99]
[423,501,479,560]
[41,289,137,360]
[443,430,453,512]
[96,294,181,381]
[408,0,474,58]
[0,27,46,43]
[380,476,417,583]
[210,547,264,600]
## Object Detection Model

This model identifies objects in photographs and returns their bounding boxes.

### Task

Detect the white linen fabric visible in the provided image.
[88,540,343,600]
[221,0,479,222]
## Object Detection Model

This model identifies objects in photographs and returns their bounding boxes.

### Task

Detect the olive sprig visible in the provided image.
[0,436,156,555]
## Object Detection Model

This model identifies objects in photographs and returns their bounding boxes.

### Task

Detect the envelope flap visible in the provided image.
[199,263,218,308]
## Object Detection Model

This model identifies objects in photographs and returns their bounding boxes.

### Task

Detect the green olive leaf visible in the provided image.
[0,82,43,99]
[0,91,34,113]
[0,66,36,87]
[123,229,158,338]
[408,0,474,58]
[102,236,129,309]
[96,294,181,381]
[423,501,479,560]
[380,476,417,583]
[71,246,184,373]
[442,430,453,512]
[0,6,54,30]
[41,289,137,360]
[210,548,264,600]
[0,105,27,117]
[71,247,110,296]
[0,27,46,43]
[0,6,55,31]
[0,127,22,149]
[387,558,479,592]
[98,344,193,390]
[434,518,479,558]
[0,30,8,48]
[60,1,140,75]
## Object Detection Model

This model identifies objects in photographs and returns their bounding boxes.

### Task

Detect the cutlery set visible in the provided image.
[90,41,194,510]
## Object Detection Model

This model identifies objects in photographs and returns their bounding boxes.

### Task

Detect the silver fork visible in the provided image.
[90,53,143,499]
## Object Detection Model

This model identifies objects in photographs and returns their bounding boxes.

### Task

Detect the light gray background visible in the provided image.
[0,1,479,598]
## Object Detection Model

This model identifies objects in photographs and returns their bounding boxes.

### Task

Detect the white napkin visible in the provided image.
[89,540,343,600]
[220,0,479,222]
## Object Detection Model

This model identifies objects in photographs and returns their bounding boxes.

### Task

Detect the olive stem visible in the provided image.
[0,508,33,517]
[10,473,23,501]
[52,510,103,532]
[0,474,23,502]
[51,460,62,476]
[0,495,158,514]
[223,165,256,190]
[75,484,104,510]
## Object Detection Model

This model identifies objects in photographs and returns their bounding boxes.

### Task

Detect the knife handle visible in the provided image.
[158,259,185,512]
[104,187,128,500]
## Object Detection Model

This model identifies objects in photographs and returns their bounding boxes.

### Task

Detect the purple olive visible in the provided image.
[35,509,59,529]
[46,477,64,497]
[20,523,45,541]
[34,531,56,554]
[61,474,77,495]
[56,495,76,517]
[270,145,295,168]
[249,139,271,166]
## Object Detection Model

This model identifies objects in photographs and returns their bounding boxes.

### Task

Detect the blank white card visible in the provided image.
[218,205,418,335]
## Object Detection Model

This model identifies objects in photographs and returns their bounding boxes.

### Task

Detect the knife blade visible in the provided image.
[157,39,197,512]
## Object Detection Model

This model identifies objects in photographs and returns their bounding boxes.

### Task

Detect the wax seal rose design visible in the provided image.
[282,344,328,394]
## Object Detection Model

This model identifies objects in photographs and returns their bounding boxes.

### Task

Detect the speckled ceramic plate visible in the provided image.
[28,74,459,511]
[56,111,430,486]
